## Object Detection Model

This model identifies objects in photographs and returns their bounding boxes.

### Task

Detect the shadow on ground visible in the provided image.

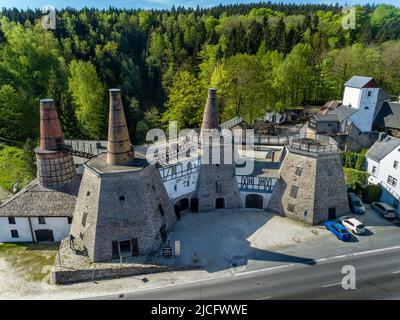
[160,209,316,273]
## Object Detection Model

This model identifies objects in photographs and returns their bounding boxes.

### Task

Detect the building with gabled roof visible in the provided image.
[365,134,400,215]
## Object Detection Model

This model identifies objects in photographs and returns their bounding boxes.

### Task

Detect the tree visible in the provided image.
[163,71,204,129]
[0,85,25,141]
[68,60,106,139]
[211,54,267,124]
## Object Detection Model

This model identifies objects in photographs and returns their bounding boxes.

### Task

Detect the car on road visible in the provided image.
[371,202,397,219]
[347,193,365,214]
[324,221,352,241]
[339,217,366,235]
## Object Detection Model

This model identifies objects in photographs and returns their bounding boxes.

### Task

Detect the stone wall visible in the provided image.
[70,162,176,262]
[267,146,349,225]
[197,145,241,211]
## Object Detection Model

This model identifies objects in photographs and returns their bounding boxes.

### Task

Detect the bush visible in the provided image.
[361,184,381,204]
[343,168,369,188]
[342,152,365,170]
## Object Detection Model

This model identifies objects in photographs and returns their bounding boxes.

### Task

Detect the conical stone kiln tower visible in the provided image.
[35,99,76,187]
[196,88,241,211]
[70,89,176,262]
[267,137,349,225]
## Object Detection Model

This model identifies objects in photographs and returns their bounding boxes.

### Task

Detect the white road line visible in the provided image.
[256,296,272,300]
[235,264,293,277]
[352,246,400,256]
[332,255,347,259]
[393,271,400,274]
[322,283,342,288]
[236,245,400,277]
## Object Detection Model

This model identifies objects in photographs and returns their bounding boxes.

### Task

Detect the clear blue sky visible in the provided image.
[1,0,399,10]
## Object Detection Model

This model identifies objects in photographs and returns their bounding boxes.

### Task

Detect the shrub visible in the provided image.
[343,168,369,188]
[361,184,381,204]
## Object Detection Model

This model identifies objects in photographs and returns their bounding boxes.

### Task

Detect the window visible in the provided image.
[11,230,19,238]
[81,212,88,227]
[86,191,90,196]
[174,184,177,191]
[79,232,84,240]
[119,196,125,201]
[290,186,299,199]
[367,91,372,97]
[287,203,295,213]
[388,175,397,187]
[171,166,177,176]
[8,217,15,224]
[295,167,302,176]
[372,166,377,175]
[364,106,369,110]
[328,189,335,197]
[67,217,73,224]
[394,161,399,169]
[327,167,333,176]
[216,181,222,193]
[393,199,399,209]
[158,204,165,217]
[187,162,192,171]
[38,217,46,225]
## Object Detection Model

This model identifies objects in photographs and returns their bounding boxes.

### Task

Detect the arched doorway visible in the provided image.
[215,198,225,209]
[245,194,264,209]
[176,198,189,211]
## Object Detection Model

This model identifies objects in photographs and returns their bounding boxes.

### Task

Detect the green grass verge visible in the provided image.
[0,144,35,191]
[0,242,58,282]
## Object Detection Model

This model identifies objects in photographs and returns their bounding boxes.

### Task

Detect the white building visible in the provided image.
[365,134,400,213]
[0,180,78,242]
[329,76,390,133]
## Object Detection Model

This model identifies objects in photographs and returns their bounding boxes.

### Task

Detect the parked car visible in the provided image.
[340,217,366,235]
[347,193,365,214]
[324,221,352,241]
[371,202,397,219]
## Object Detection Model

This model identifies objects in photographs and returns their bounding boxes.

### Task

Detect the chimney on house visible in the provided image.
[35,99,76,187]
[201,88,220,131]
[107,89,134,165]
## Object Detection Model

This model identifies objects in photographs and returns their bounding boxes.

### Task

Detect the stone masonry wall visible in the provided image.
[267,147,349,225]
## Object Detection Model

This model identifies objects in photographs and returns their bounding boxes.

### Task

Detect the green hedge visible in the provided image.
[343,168,369,188]
[361,184,382,204]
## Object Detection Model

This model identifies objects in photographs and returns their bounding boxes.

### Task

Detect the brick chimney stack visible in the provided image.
[107,89,134,165]
[35,99,76,187]
[201,88,220,131]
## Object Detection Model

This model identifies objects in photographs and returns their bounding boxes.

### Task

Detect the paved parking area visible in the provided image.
[160,209,330,272]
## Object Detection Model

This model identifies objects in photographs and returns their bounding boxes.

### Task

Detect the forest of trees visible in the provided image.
[1,2,400,145]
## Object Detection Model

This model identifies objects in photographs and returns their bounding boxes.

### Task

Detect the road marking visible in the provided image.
[235,264,293,277]
[256,296,272,300]
[322,283,342,288]
[352,246,400,256]
[316,258,327,262]
[332,255,347,259]
[393,271,400,274]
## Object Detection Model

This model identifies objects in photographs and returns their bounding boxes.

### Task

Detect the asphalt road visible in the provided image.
[96,246,400,300]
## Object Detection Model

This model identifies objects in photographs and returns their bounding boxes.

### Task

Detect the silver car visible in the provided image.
[371,202,397,219]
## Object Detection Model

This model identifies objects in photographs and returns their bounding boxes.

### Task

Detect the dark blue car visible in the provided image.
[324,221,352,241]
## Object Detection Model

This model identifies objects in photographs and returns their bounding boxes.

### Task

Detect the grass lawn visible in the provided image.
[0,242,59,282]
[0,144,35,192]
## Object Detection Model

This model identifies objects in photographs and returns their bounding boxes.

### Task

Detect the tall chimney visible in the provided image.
[201,88,220,131]
[107,89,134,165]
[35,99,76,187]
